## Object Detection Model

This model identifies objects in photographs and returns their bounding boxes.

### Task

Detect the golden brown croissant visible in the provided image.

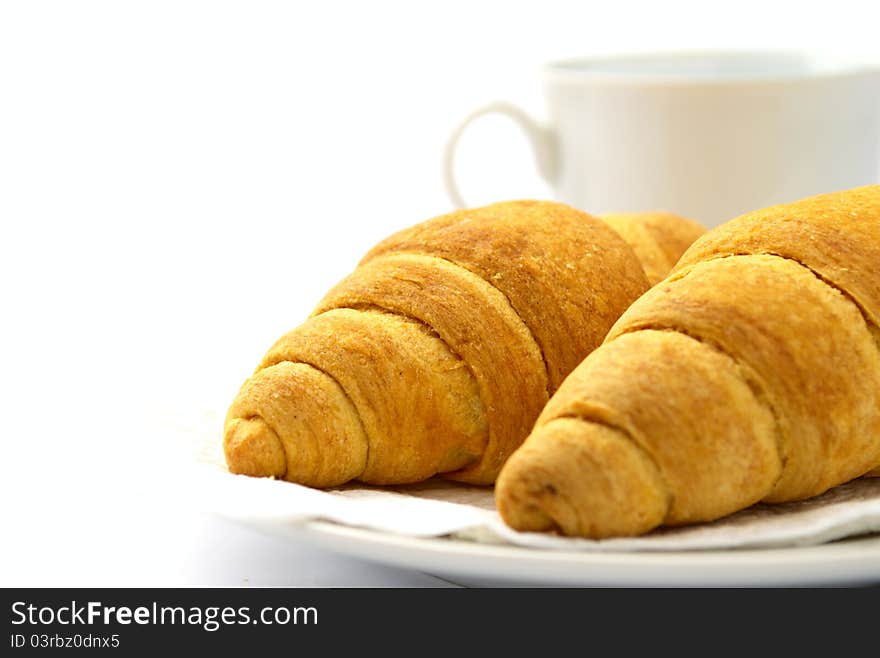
[223,201,702,488]
[497,185,880,538]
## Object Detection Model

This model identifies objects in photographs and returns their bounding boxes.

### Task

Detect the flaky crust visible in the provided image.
[259,308,488,484]
[315,253,547,483]
[364,201,649,391]
[497,186,880,537]
[224,200,652,486]
[676,186,880,328]
[609,255,880,501]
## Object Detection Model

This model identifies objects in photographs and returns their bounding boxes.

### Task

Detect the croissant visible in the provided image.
[496,185,880,538]
[223,201,703,487]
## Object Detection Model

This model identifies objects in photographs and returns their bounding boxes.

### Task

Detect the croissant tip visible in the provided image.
[496,418,669,538]
[496,456,572,535]
[224,416,287,479]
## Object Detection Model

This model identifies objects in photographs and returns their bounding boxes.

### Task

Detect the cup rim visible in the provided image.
[544,50,880,85]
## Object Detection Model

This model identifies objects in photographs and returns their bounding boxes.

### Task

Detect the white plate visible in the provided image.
[197,432,880,587]
[244,518,880,587]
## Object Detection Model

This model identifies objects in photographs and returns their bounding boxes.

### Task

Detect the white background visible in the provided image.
[1,0,878,586]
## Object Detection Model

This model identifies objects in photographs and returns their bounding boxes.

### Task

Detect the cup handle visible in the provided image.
[443,101,557,209]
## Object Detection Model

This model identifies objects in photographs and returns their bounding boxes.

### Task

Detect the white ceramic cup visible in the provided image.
[444,51,880,226]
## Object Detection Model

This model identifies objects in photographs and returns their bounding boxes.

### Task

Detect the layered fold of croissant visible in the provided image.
[497,185,880,537]
[224,201,704,487]
[313,254,546,483]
